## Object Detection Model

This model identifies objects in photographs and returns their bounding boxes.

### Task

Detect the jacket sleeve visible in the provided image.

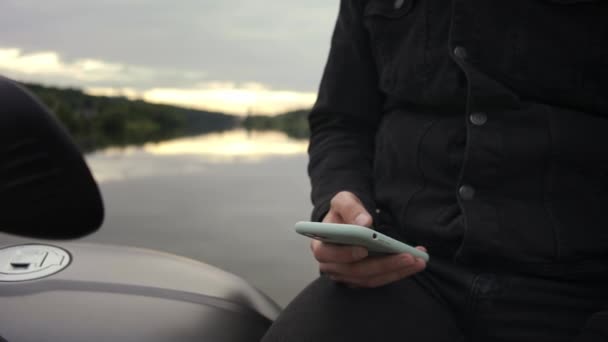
[308,0,384,222]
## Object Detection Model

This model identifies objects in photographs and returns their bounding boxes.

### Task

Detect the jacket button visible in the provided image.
[459,185,475,200]
[470,112,487,126]
[454,46,468,60]
[394,0,405,9]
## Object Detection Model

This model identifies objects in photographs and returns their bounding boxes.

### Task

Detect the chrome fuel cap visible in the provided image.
[0,244,71,281]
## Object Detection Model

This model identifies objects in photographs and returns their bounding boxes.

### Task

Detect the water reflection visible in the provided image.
[144,129,308,159]
[59,128,316,306]
[87,129,309,183]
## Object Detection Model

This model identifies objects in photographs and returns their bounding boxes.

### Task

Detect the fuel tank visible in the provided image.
[0,242,280,342]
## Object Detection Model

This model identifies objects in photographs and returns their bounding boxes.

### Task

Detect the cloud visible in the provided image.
[141,82,316,115]
[0,47,206,88]
[0,1,338,92]
[1,47,316,115]
[85,82,317,115]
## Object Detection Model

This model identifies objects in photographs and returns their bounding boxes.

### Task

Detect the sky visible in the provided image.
[0,1,339,115]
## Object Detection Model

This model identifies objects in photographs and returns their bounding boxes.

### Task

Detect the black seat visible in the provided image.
[0,75,103,239]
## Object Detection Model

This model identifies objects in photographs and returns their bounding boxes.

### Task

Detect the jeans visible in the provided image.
[262,258,608,341]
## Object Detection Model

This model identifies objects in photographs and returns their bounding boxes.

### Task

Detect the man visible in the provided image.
[263,0,608,340]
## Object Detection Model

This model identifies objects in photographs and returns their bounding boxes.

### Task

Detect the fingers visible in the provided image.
[327,191,372,227]
[326,254,427,288]
[320,252,417,278]
[321,209,341,224]
[310,239,368,264]
[416,245,428,253]
[313,191,372,265]
[331,258,426,288]
[314,191,427,288]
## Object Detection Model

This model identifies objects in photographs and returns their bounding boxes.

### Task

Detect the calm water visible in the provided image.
[1,129,318,306]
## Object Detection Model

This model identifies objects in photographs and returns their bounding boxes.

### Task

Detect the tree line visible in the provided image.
[23,82,310,152]
[242,109,309,140]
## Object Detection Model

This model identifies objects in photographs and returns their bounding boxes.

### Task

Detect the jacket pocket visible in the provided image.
[536,0,608,109]
[364,0,414,18]
[362,0,426,95]
[373,111,433,237]
[469,0,606,100]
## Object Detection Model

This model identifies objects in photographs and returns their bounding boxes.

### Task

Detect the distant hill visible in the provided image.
[242,109,309,139]
[22,83,240,152]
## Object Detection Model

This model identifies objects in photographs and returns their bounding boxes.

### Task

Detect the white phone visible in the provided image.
[295,221,429,261]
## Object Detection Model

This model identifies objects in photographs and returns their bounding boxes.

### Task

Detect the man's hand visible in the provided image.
[311,191,427,288]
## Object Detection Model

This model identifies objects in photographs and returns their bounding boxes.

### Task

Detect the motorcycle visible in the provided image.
[0,76,281,342]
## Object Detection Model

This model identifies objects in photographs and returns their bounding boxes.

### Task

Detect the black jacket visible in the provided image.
[308,0,608,277]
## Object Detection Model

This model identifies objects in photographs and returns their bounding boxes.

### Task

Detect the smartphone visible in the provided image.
[295,221,429,261]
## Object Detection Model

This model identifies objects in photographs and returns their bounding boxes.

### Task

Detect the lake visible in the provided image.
[0,129,319,307]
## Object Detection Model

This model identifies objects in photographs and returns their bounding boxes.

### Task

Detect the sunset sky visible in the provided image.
[0,1,338,115]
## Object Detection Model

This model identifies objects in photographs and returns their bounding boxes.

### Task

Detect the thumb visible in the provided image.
[353,211,373,227]
[330,191,373,227]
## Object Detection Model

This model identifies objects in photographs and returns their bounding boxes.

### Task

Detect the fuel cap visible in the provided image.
[0,244,71,282]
